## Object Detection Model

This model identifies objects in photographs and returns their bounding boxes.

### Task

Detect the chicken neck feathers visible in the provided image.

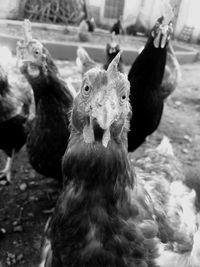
[25,63,73,180]
[49,133,159,267]
[128,35,167,152]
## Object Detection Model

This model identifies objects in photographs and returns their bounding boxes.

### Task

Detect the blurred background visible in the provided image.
[1,0,200,43]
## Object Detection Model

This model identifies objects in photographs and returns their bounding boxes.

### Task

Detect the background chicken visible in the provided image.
[127,17,173,152]
[103,33,124,73]
[0,60,33,183]
[85,17,96,32]
[137,20,181,100]
[134,136,200,267]
[78,20,91,42]
[110,16,124,35]
[16,20,73,181]
[41,54,160,267]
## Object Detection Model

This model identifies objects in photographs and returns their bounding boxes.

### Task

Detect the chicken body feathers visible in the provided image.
[134,136,198,257]
[25,71,73,180]
[50,136,158,267]
[0,66,33,157]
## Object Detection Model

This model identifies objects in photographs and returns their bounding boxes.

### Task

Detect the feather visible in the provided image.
[42,58,160,267]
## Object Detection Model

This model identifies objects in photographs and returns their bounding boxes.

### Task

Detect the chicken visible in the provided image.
[86,17,95,32]
[78,20,90,42]
[76,46,97,77]
[134,137,189,240]
[137,20,181,101]
[40,53,161,267]
[156,213,200,267]
[0,63,33,183]
[127,18,173,152]
[16,20,73,181]
[110,16,124,35]
[155,206,200,267]
[135,136,200,267]
[39,53,199,265]
[103,33,124,73]
[135,136,185,184]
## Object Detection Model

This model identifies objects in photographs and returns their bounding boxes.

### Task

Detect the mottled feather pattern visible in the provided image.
[133,137,200,265]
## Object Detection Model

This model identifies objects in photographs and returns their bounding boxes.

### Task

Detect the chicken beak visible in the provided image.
[16,43,41,77]
[90,89,119,147]
[92,93,118,130]
[83,52,122,147]
[154,25,169,48]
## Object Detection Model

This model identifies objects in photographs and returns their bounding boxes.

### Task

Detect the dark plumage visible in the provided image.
[127,18,173,152]
[40,54,160,267]
[16,20,73,180]
[86,18,95,32]
[137,41,181,101]
[0,64,33,182]
[111,17,123,35]
[103,40,124,73]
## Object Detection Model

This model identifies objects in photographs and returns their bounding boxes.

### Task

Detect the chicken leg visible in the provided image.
[0,151,14,183]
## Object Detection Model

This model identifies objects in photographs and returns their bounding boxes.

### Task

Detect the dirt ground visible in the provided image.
[0,32,200,265]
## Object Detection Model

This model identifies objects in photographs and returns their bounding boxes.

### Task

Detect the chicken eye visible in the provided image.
[120,93,127,103]
[82,84,91,97]
[84,85,90,92]
[34,50,39,56]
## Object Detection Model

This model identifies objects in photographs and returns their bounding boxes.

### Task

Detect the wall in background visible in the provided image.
[0,0,21,19]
